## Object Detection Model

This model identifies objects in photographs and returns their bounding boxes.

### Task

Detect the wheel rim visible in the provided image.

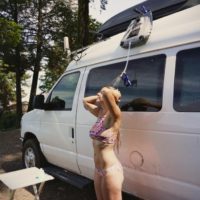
[24,147,36,168]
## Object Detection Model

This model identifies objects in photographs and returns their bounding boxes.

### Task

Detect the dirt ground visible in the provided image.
[0,129,139,200]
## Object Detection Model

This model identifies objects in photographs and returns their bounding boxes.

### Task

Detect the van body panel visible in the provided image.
[119,128,200,185]
[123,167,200,200]
[21,110,41,141]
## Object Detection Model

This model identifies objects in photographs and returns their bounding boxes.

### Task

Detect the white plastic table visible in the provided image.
[0,167,54,200]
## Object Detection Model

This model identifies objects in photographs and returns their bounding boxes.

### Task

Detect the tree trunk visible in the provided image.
[15,48,22,122]
[28,0,43,111]
[78,0,89,47]
[13,2,23,126]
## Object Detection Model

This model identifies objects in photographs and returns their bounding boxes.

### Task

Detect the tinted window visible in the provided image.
[49,72,80,110]
[174,47,200,112]
[85,54,165,112]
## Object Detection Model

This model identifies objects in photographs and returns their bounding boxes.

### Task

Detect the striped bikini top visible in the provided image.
[89,116,117,144]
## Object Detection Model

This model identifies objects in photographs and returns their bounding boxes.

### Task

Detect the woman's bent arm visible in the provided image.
[101,88,121,119]
[83,95,99,117]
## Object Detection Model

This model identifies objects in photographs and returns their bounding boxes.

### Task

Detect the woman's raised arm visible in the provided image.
[83,95,100,117]
[101,87,121,120]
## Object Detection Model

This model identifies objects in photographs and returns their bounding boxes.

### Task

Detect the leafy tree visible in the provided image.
[0,69,16,110]
[0,0,78,111]
[39,45,68,92]
[0,0,102,120]
[78,0,107,46]
[26,0,46,111]
[0,18,21,52]
[39,2,101,92]
[0,17,30,112]
[24,0,75,110]
[0,0,30,124]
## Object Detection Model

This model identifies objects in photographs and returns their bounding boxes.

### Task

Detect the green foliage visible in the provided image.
[88,17,101,43]
[0,0,102,112]
[0,18,21,49]
[39,45,67,92]
[0,68,16,109]
[39,2,101,92]
[0,111,19,131]
[0,18,22,73]
[0,1,31,117]
[0,62,29,111]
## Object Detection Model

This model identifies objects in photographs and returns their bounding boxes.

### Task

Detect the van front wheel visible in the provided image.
[22,139,45,168]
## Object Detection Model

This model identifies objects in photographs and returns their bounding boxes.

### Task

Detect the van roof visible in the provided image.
[98,0,200,38]
[67,5,200,71]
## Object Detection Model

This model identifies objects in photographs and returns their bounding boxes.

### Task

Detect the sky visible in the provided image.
[89,0,145,23]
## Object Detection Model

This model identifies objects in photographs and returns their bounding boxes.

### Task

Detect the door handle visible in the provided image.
[71,127,74,138]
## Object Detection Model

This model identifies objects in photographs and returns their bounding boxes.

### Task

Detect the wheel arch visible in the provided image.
[22,132,47,167]
[22,132,44,155]
[23,132,39,145]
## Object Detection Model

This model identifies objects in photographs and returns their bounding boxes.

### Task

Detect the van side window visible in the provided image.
[174,47,200,112]
[85,54,165,112]
[48,72,80,110]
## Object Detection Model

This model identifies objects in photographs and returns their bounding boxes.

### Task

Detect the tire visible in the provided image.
[22,139,46,168]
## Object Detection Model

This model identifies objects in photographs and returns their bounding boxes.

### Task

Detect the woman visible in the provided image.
[83,86,124,200]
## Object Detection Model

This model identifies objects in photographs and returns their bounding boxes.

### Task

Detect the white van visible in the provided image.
[21,3,200,200]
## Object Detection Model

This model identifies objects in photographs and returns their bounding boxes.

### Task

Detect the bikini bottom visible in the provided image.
[95,163,123,177]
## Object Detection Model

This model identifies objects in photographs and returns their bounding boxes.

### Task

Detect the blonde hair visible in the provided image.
[115,131,121,153]
[106,86,121,152]
[105,86,121,103]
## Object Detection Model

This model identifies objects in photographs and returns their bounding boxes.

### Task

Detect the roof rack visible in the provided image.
[98,0,200,39]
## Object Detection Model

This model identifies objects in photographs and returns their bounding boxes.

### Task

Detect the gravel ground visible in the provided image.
[0,129,139,200]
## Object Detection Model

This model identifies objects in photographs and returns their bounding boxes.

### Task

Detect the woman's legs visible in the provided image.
[101,164,124,200]
[94,163,124,200]
[94,170,104,200]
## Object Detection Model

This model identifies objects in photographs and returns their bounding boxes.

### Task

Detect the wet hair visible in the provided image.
[103,86,122,152]
[104,86,121,103]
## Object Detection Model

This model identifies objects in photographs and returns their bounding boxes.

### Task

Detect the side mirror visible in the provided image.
[33,95,45,109]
